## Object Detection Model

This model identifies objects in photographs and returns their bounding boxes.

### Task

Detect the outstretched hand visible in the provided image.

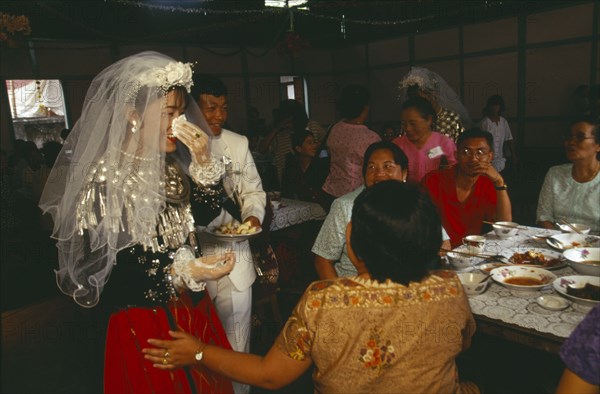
[143,330,204,370]
[172,117,210,164]
[190,252,236,282]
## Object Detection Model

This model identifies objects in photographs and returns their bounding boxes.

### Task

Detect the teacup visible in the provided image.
[457,272,491,295]
[462,235,486,255]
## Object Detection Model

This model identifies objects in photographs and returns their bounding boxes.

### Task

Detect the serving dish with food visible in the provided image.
[553,275,600,306]
[501,248,566,270]
[205,221,262,242]
[490,266,556,291]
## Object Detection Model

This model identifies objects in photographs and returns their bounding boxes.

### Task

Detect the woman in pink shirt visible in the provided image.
[393,96,457,183]
[322,84,381,198]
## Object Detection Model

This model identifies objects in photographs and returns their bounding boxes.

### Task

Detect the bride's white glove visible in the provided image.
[172,115,210,164]
[172,246,235,291]
[172,115,224,186]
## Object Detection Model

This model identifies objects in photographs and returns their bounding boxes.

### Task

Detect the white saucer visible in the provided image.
[536,295,570,311]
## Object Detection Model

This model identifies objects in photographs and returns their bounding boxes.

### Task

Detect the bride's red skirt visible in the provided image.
[104,292,234,394]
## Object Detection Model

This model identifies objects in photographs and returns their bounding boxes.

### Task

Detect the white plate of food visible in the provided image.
[546,233,599,251]
[553,275,600,306]
[502,248,567,270]
[205,222,262,242]
[490,266,556,291]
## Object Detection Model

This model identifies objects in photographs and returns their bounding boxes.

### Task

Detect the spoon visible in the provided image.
[546,237,566,250]
[529,234,551,241]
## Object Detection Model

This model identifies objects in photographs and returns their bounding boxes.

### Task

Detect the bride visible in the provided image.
[40,51,235,393]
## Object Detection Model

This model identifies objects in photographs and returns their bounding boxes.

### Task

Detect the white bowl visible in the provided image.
[557,222,591,234]
[490,266,557,291]
[536,295,570,311]
[563,248,600,276]
[457,272,490,295]
[446,250,480,270]
[492,221,519,238]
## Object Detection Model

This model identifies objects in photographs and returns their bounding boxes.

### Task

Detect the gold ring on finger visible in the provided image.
[164,351,170,359]
[162,358,168,365]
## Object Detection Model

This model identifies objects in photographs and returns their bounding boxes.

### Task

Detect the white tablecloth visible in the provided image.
[452,227,599,338]
[269,198,327,232]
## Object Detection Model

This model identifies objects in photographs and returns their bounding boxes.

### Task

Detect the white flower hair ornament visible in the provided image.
[138,61,195,93]
[398,75,427,91]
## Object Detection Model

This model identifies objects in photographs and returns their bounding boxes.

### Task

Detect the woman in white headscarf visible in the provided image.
[39,51,234,393]
[399,66,473,141]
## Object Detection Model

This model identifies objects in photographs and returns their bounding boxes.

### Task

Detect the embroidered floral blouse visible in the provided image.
[275,272,476,393]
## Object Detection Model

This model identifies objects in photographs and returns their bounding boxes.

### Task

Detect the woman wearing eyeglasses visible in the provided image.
[422,128,513,247]
[537,117,600,233]
[393,96,457,183]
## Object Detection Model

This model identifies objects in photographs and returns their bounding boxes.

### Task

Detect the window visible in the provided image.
[5,79,68,147]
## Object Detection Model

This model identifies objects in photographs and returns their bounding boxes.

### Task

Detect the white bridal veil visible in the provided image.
[39,51,217,307]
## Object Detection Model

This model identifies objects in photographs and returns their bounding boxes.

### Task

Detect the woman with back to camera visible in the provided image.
[321,84,381,199]
[39,51,235,393]
[536,116,600,233]
[143,181,477,394]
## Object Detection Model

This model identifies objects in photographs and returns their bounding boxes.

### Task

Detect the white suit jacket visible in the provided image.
[199,129,266,292]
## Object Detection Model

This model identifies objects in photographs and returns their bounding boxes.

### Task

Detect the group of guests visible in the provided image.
[29,50,600,394]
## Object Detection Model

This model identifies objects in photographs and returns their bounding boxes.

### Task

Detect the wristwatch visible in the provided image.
[195,349,204,362]
[495,184,508,191]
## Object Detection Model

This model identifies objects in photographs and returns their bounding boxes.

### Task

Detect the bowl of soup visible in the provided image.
[490,266,557,291]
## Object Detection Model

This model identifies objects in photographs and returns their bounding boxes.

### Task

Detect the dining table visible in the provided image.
[448,226,600,354]
[269,198,327,232]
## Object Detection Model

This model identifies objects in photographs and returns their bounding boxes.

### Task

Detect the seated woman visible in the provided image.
[536,116,600,234]
[143,181,477,394]
[313,141,408,279]
[281,130,330,210]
